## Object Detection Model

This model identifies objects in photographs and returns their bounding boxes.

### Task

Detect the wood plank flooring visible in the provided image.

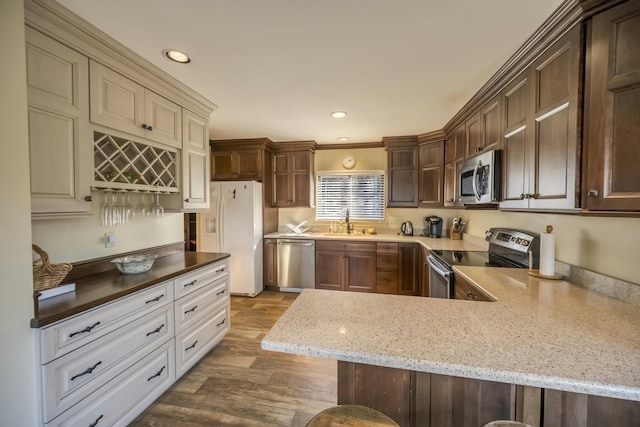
[131,291,337,426]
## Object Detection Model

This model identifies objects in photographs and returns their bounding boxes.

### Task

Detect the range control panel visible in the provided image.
[485,228,539,254]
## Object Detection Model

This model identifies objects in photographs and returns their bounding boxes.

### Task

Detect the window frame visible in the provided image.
[315,170,386,221]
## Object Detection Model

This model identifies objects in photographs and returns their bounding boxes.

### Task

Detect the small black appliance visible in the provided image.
[425,216,443,238]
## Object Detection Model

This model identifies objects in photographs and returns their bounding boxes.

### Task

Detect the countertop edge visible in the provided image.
[261,337,640,402]
[31,252,230,328]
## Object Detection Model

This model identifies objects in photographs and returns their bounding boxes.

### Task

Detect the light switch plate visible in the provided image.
[104,232,117,248]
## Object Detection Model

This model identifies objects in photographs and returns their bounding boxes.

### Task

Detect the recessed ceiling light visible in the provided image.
[337,137,350,142]
[330,111,347,119]
[162,49,191,64]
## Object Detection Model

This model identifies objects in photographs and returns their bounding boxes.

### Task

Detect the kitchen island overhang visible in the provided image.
[261,276,640,402]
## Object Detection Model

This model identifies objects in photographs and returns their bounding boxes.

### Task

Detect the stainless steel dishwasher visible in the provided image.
[277,239,315,289]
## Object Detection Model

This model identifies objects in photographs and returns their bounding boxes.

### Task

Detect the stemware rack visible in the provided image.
[93,131,179,193]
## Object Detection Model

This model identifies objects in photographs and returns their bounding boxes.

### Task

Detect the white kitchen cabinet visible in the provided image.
[44,339,175,427]
[26,28,93,215]
[181,109,211,209]
[174,259,230,378]
[37,259,230,426]
[89,60,182,149]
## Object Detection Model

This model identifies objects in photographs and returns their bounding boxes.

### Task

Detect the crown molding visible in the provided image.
[209,138,275,151]
[443,0,583,133]
[316,142,384,150]
[417,130,446,144]
[24,0,217,118]
[270,140,318,152]
[381,135,419,147]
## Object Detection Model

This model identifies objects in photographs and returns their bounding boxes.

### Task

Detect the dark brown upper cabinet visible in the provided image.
[271,144,315,208]
[500,25,581,211]
[418,140,445,207]
[384,136,419,207]
[583,0,640,211]
[210,139,271,182]
[444,125,465,207]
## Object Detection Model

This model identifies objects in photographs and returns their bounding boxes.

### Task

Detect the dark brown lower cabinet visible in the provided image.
[263,239,277,288]
[315,240,376,292]
[337,361,640,427]
[398,243,421,295]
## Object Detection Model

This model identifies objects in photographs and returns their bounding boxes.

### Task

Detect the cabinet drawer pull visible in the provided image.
[467,291,478,300]
[217,318,226,327]
[141,123,149,130]
[520,193,526,200]
[184,305,198,314]
[69,321,101,338]
[186,340,198,351]
[587,189,599,197]
[147,125,153,131]
[145,294,164,304]
[184,280,197,288]
[184,198,190,203]
[146,324,165,336]
[70,361,102,381]
[216,289,226,296]
[147,366,166,382]
[89,414,103,427]
[215,267,226,273]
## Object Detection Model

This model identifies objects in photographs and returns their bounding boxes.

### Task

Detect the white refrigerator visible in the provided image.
[197,181,263,297]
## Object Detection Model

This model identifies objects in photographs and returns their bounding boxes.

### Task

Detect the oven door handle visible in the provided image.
[427,255,450,279]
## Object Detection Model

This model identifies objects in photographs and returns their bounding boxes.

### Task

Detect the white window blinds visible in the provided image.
[316,172,385,220]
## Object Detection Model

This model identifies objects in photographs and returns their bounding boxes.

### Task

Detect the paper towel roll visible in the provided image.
[539,232,555,276]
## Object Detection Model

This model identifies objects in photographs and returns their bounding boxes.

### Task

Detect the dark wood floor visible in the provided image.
[131,291,337,426]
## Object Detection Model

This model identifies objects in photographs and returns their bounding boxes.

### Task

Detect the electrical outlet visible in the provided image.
[104,232,117,248]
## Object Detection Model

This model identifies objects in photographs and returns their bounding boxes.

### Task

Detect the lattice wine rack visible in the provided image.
[93,132,179,192]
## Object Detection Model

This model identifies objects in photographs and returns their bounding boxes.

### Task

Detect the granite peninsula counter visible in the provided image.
[261,269,640,402]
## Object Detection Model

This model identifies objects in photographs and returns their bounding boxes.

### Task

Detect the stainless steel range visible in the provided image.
[427,228,541,299]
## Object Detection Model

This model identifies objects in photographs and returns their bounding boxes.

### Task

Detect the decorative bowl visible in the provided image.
[111,254,158,274]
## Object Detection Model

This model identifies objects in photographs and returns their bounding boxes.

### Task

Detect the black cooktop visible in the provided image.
[430,250,528,269]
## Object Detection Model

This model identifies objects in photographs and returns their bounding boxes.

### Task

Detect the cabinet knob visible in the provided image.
[475,147,483,153]
[446,199,455,203]
[587,189,599,197]
[520,193,526,200]
[84,195,93,202]
[184,198,190,202]
[141,123,149,130]
[467,291,478,300]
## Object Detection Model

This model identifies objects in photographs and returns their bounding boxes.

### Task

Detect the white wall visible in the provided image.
[280,148,640,285]
[32,192,184,262]
[0,0,40,425]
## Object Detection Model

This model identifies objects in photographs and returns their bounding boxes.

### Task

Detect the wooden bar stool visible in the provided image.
[307,404,399,426]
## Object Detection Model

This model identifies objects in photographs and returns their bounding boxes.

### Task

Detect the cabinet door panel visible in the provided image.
[90,61,145,137]
[212,151,237,179]
[264,239,277,287]
[418,142,444,206]
[291,152,313,206]
[465,113,482,158]
[237,149,262,179]
[398,244,420,296]
[585,1,640,211]
[27,28,92,214]
[501,128,528,208]
[182,110,209,209]
[533,106,570,201]
[481,98,501,153]
[345,252,376,292]
[145,90,181,148]
[272,153,291,206]
[387,147,418,207]
[315,251,343,290]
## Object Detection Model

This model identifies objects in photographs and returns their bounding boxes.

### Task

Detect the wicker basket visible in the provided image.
[32,244,72,292]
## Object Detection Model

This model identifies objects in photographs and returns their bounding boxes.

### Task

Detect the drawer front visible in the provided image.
[45,339,175,427]
[42,305,174,422]
[377,242,398,254]
[315,240,346,251]
[174,259,229,299]
[377,253,398,270]
[316,240,376,252]
[344,241,376,252]
[174,276,229,333]
[376,271,398,294]
[175,304,230,378]
[40,281,173,364]
[454,274,494,302]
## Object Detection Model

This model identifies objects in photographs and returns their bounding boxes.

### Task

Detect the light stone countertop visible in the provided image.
[261,268,640,401]
[264,231,488,251]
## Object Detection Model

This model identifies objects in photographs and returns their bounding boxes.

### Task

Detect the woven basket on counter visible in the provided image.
[32,244,72,292]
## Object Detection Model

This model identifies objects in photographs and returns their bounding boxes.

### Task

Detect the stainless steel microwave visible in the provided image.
[459,150,501,204]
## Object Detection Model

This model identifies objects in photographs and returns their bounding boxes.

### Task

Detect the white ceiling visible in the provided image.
[56,0,564,145]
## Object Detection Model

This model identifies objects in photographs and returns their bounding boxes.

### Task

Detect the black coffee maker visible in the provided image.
[424,216,443,238]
